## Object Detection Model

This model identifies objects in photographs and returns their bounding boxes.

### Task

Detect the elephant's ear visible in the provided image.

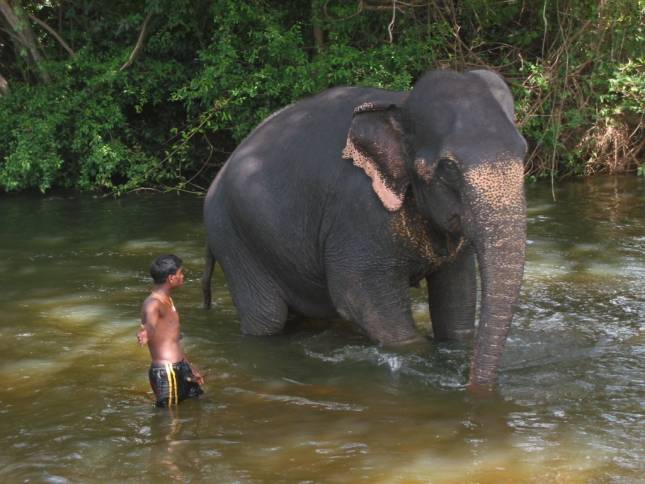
[468,70,516,123]
[342,102,409,212]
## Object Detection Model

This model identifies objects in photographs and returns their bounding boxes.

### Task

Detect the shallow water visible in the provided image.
[1,176,643,482]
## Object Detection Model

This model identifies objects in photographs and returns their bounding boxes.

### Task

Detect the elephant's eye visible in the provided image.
[436,159,461,185]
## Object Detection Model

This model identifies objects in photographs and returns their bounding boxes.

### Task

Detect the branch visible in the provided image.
[28,13,74,57]
[323,0,364,21]
[387,0,396,43]
[427,1,487,68]
[120,12,153,71]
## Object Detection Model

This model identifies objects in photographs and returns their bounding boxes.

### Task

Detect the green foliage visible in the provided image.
[602,60,645,118]
[172,0,450,158]
[0,0,200,193]
[0,50,175,192]
[174,2,310,141]
[495,0,643,177]
[0,0,642,193]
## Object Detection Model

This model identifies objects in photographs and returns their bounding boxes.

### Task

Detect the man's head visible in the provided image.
[150,254,184,286]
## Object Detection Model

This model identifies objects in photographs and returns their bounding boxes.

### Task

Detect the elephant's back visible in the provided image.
[210,86,404,197]
[206,86,399,222]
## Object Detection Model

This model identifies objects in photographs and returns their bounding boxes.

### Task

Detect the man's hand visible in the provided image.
[136,325,148,346]
[190,366,205,385]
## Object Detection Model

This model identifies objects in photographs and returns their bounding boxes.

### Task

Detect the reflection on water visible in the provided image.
[1,176,643,482]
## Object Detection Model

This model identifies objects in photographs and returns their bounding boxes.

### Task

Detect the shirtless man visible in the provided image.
[137,254,204,407]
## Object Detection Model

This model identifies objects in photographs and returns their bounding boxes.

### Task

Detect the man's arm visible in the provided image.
[137,300,161,346]
[136,324,148,346]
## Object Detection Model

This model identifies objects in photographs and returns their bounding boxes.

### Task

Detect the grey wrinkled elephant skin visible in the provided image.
[202,69,527,388]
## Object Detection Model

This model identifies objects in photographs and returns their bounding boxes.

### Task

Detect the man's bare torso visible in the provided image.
[140,293,185,364]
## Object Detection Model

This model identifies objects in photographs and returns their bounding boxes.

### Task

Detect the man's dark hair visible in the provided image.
[150,254,183,284]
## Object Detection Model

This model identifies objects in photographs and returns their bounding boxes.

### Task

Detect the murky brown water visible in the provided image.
[1,176,643,482]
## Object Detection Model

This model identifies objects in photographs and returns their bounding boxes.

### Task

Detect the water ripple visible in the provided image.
[224,387,367,412]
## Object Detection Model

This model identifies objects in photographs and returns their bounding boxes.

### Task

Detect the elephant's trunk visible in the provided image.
[464,160,526,387]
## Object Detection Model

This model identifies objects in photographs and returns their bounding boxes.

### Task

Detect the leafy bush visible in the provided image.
[0,0,642,193]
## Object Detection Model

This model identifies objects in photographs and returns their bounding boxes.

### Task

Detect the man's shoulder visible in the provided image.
[143,296,164,312]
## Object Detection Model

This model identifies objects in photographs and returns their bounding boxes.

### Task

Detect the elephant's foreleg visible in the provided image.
[427,245,477,341]
[327,269,423,345]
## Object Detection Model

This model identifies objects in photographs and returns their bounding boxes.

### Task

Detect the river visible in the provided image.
[1,176,643,482]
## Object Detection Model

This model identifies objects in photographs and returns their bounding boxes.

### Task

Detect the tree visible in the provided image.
[0,0,50,82]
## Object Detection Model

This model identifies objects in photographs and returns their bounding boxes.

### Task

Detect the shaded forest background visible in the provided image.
[0,0,642,193]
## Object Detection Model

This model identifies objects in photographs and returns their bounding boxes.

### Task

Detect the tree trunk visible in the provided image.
[313,24,324,52]
[0,0,50,83]
[0,72,9,95]
[311,0,324,52]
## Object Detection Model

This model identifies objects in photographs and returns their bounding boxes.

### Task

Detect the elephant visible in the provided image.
[202,69,527,388]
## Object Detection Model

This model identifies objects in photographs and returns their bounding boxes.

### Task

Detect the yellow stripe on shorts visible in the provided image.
[171,365,178,404]
[164,362,178,406]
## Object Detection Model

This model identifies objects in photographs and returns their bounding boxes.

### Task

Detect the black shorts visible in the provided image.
[148,360,203,407]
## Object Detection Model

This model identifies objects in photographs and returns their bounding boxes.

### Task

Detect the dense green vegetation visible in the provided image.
[0,0,642,193]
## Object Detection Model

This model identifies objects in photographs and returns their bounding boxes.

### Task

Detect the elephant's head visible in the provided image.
[342,70,527,388]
